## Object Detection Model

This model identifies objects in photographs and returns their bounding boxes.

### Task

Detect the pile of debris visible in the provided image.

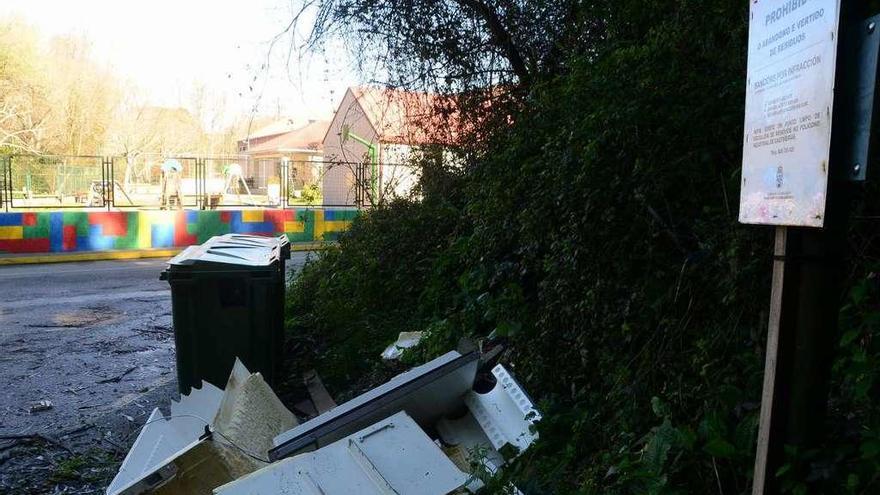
[106,343,540,494]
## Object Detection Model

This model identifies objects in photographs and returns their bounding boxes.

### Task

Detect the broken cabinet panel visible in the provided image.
[215,411,469,495]
[270,350,479,460]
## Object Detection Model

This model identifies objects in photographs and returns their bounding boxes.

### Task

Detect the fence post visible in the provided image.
[196,157,205,210]
[108,157,115,210]
[1,156,7,212]
[280,157,289,209]
[1,155,8,212]
[100,157,109,210]
[355,161,365,209]
[195,158,200,210]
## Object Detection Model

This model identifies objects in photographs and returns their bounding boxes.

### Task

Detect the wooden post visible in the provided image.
[751,1,864,492]
[752,223,849,493]
[752,226,788,493]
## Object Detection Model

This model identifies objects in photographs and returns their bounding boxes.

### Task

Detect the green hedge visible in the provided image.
[286,1,880,492]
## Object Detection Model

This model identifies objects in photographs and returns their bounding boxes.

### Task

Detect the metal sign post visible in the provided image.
[744,1,873,493]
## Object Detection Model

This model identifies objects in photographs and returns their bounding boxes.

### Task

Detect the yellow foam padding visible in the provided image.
[0,226,24,240]
[242,210,264,223]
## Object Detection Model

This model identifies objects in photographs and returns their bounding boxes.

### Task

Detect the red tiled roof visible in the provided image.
[350,87,459,146]
[246,120,331,154]
[248,118,301,140]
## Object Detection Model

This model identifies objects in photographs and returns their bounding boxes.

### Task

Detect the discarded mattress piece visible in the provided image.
[211,359,298,476]
[106,359,296,495]
[215,411,470,495]
[270,350,480,460]
[380,331,424,360]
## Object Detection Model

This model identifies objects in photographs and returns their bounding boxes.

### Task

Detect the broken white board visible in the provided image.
[436,411,506,492]
[107,359,296,495]
[436,412,506,473]
[106,381,223,495]
[215,411,469,495]
[434,364,539,493]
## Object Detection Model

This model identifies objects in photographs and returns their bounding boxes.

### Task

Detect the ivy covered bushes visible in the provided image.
[286,1,880,492]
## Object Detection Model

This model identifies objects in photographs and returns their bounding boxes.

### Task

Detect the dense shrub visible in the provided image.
[285,167,468,391]
[300,183,321,204]
[286,1,880,492]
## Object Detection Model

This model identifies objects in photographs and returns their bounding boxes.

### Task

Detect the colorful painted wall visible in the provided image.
[0,209,359,254]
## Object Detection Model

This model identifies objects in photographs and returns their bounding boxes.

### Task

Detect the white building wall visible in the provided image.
[379,144,421,201]
[322,90,379,206]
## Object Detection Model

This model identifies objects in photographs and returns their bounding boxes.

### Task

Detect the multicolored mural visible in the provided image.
[0,209,358,254]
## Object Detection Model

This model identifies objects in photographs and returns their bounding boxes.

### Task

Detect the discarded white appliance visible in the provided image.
[465,364,541,454]
[263,350,541,494]
[270,350,481,459]
[107,349,542,495]
[106,359,296,495]
[440,364,542,492]
[214,411,470,494]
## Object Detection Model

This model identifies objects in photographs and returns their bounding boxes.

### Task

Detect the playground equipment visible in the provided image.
[160,159,183,210]
[341,125,378,201]
[222,163,257,205]
[85,180,136,207]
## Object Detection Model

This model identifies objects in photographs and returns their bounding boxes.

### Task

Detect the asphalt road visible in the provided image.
[0,253,312,436]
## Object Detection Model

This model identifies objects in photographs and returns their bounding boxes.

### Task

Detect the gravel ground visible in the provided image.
[0,254,312,494]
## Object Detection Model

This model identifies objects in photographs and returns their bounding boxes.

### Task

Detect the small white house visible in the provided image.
[321,87,456,206]
[244,120,330,193]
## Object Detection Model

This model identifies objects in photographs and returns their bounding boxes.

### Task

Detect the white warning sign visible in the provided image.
[739,0,840,227]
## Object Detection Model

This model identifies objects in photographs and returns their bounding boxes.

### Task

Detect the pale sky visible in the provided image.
[0,0,360,128]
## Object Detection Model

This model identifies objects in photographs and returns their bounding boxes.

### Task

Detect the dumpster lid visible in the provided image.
[215,233,289,249]
[168,235,283,268]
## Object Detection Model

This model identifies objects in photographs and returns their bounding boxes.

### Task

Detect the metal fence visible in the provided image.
[0,154,422,211]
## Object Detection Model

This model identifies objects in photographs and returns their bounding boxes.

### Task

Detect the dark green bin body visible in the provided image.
[161,234,291,395]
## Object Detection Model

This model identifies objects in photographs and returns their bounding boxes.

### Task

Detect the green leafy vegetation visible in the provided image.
[300,183,321,205]
[287,1,880,492]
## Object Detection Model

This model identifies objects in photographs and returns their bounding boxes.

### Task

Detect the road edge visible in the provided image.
[0,242,330,265]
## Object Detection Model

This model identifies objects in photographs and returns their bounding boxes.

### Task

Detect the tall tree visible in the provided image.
[0,17,48,152]
[290,0,609,93]
[42,34,121,155]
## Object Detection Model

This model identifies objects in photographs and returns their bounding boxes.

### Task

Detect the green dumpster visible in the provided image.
[160,233,291,394]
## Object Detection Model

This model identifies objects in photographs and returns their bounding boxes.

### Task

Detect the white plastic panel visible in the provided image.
[216,411,468,495]
[463,364,541,454]
[271,350,478,459]
[106,381,223,495]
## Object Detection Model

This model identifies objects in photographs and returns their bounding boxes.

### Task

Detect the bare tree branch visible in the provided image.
[454,0,530,84]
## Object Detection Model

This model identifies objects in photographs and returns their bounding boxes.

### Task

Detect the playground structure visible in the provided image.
[0,154,340,211]
[0,154,421,212]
